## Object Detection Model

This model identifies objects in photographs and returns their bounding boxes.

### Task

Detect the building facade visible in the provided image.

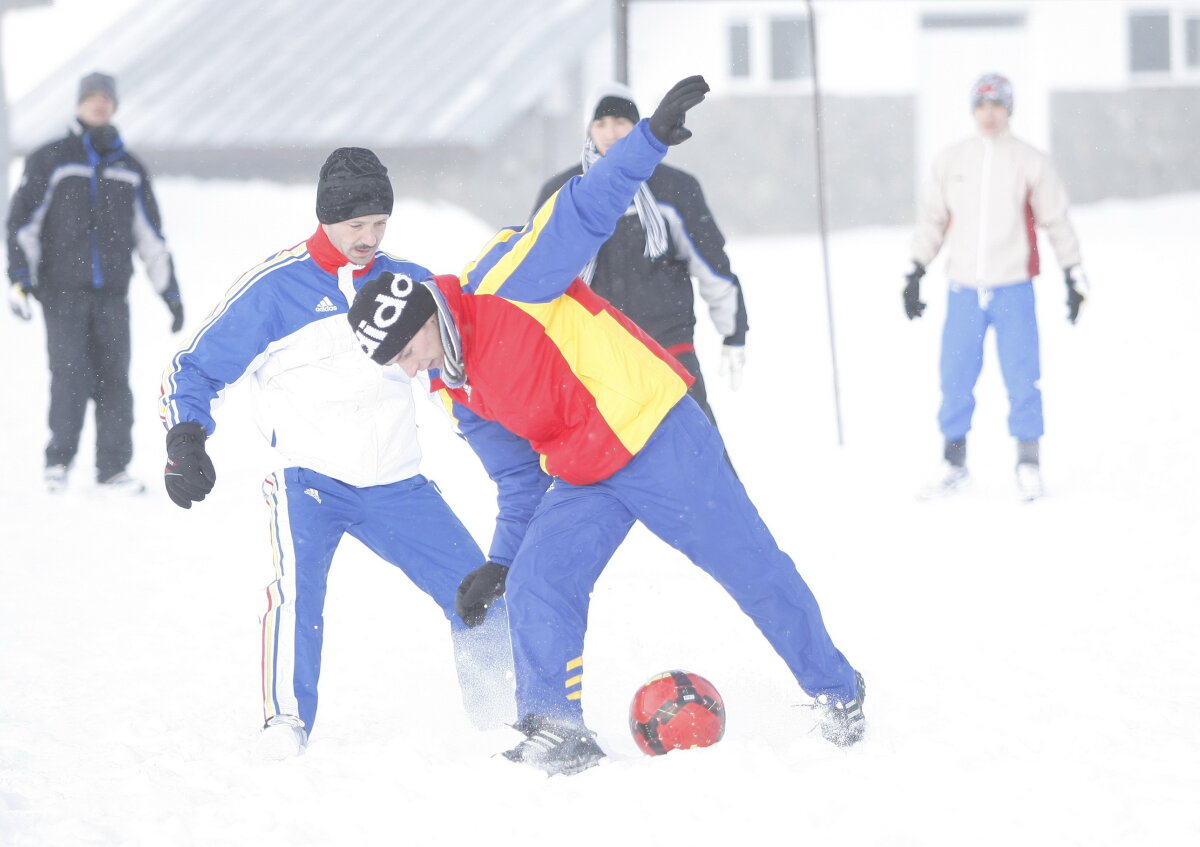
[10,0,1200,235]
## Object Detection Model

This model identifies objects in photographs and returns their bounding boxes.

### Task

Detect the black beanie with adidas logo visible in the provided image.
[348,272,437,364]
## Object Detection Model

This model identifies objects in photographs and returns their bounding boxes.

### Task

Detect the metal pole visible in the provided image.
[614,0,629,84]
[0,14,10,214]
[805,0,844,446]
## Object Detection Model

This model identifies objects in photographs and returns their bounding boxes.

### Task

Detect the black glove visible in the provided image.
[455,562,509,628]
[648,75,710,146]
[167,298,185,333]
[903,261,926,320]
[1064,266,1089,324]
[164,421,216,509]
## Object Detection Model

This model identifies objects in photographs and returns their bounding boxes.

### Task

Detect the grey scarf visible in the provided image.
[579,135,668,284]
[424,281,465,389]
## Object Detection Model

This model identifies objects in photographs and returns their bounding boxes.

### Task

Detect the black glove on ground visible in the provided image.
[455,561,509,628]
[167,298,185,333]
[903,261,926,320]
[164,421,216,509]
[648,75,710,146]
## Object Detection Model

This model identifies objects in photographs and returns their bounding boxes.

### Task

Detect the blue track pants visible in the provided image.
[259,468,486,732]
[506,398,859,723]
[939,282,1043,442]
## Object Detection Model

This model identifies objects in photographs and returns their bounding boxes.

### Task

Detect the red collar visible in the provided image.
[305,226,377,277]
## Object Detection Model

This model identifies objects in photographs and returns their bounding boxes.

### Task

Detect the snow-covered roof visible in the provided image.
[10,0,607,153]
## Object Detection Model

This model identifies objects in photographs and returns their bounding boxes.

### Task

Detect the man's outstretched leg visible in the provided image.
[612,399,867,746]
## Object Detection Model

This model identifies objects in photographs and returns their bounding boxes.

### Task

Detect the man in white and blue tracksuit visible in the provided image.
[158,148,512,759]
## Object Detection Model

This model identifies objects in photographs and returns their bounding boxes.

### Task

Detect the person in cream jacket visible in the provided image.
[903,73,1089,501]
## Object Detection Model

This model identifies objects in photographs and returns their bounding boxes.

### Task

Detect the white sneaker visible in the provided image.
[44,465,68,494]
[98,471,146,495]
[916,461,970,500]
[1016,462,1044,501]
[256,716,307,761]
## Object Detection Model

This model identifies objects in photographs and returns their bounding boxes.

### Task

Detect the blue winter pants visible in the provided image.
[505,397,859,723]
[939,282,1043,442]
[259,468,485,732]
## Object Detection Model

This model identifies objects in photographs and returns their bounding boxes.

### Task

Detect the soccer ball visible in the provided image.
[629,670,725,756]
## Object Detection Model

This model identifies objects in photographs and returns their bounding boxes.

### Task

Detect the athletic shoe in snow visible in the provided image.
[44,464,68,494]
[817,671,866,748]
[502,715,605,776]
[916,461,970,500]
[98,471,146,495]
[1015,462,1044,501]
[256,716,307,761]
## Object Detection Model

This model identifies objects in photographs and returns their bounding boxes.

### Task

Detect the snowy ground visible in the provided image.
[1,180,1197,846]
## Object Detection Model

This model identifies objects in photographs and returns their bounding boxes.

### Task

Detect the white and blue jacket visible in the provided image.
[160,226,432,487]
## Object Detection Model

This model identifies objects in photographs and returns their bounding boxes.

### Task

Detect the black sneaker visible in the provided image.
[817,671,866,747]
[502,715,605,776]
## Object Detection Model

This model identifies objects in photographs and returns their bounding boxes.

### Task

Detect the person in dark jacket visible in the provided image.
[7,71,184,495]
[533,82,748,430]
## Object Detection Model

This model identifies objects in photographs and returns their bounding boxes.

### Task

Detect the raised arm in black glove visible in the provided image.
[164,421,216,509]
[903,261,927,320]
[1064,265,1089,324]
[648,75,710,146]
[455,561,510,628]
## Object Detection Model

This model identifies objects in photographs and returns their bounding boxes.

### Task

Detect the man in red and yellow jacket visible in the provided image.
[349,77,864,775]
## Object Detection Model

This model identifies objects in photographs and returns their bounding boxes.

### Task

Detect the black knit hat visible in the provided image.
[316,147,394,224]
[593,94,639,124]
[78,71,118,105]
[348,272,437,365]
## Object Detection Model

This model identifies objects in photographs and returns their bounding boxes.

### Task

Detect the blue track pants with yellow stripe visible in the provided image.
[259,468,488,732]
[506,398,859,723]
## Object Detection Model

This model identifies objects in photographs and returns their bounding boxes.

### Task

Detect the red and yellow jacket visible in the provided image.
[428,120,693,487]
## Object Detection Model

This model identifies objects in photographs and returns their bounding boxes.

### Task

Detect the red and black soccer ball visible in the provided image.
[629,670,726,756]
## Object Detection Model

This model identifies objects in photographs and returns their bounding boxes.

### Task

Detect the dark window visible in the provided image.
[730,23,750,78]
[921,13,1025,29]
[1129,11,1171,72]
[1187,16,1200,68]
[770,18,810,80]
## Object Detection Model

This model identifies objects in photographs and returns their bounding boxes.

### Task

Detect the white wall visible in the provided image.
[625,0,918,100]
[620,0,1186,97]
[1030,1,1130,90]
